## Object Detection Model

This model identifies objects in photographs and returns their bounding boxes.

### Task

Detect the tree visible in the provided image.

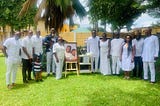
[88,0,144,32]
[19,0,86,32]
[0,0,36,33]
[146,0,160,18]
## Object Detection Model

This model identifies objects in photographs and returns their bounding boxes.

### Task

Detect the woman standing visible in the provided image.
[53,37,65,80]
[100,33,111,75]
[120,35,135,79]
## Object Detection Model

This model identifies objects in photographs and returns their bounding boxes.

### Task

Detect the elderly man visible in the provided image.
[21,30,33,83]
[3,31,21,89]
[142,28,159,83]
[110,32,124,75]
[43,28,58,77]
[87,29,100,73]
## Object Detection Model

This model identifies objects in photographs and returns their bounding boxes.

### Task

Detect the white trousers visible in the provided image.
[54,58,64,80]
[143,62,155,82]
[46,52,52,74]
[52,56,56,73]
[91,56,99,72]
[6,59,19,85]
[112,56,120,74]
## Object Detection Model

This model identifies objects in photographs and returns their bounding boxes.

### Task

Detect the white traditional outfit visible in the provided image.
[3,37,21,85]
[111,38,124,74]
[53,43,65,80]
[100,40,111,75]
[142,35,159,82]
[121,43,134,71]
[87,36,100,72]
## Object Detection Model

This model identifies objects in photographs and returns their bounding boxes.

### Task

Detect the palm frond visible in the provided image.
[34,0,47,23]
[18,0,37,17]
[72,0,87,18]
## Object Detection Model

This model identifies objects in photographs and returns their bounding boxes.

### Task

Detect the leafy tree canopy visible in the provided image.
[88,0,145,32]
[0,0,36,32]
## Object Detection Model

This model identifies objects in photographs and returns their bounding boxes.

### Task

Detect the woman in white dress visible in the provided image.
[53,37,65,80]
[100,33,111,75]
[120,35,135,79]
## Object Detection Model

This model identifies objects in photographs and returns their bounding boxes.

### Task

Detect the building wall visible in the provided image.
[1,21,160,48]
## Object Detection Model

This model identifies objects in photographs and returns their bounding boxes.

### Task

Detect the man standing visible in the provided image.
[21,30,33,83]
[132,30,144,78]
[142,28,159,83]
[43,28,58,76]
[111,32,124,75]
[3,31,21,89]
[87,30,100,73]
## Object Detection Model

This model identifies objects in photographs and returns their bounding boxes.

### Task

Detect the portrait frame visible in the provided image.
[64,42,78,61]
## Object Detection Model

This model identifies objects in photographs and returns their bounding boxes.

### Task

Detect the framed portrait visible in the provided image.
[64,42,77,61]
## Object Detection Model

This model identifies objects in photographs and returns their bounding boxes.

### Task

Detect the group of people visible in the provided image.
[3,28,66,89]
[87,28,159,83]
[2,27,159,89]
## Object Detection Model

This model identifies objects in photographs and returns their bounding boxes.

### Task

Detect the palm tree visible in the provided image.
[19,0,86,32]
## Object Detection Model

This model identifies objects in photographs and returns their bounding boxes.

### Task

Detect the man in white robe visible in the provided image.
[142,28,159,83]
[111,33,124,75]
[3,32,21,89]
[87,30,100,72]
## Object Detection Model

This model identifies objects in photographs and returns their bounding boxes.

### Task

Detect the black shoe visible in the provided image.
[23,80,28,83]
[150,81,156,84]
[144,79,148,81]
[28,78,33,81]
[46,74,50,77]
[52,73,55,77]
[40,79,43,82]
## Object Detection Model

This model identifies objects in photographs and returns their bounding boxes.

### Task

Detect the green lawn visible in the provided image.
[0,56,160,106]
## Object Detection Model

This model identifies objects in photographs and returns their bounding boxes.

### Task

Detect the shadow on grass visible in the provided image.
[11,83,28,90]
[63,71,99,79]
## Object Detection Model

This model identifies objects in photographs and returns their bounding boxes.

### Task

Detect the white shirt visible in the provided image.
[111,38,124,56]
[142,35,159,62]
[132,38,144,57]
[21,36,33,59]
[53,43,65,59]
[87,36,100,57]
[32,35,43,55]
[3,37,21,62]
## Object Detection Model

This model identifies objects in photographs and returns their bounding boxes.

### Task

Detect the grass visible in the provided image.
[0,56,160,106]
